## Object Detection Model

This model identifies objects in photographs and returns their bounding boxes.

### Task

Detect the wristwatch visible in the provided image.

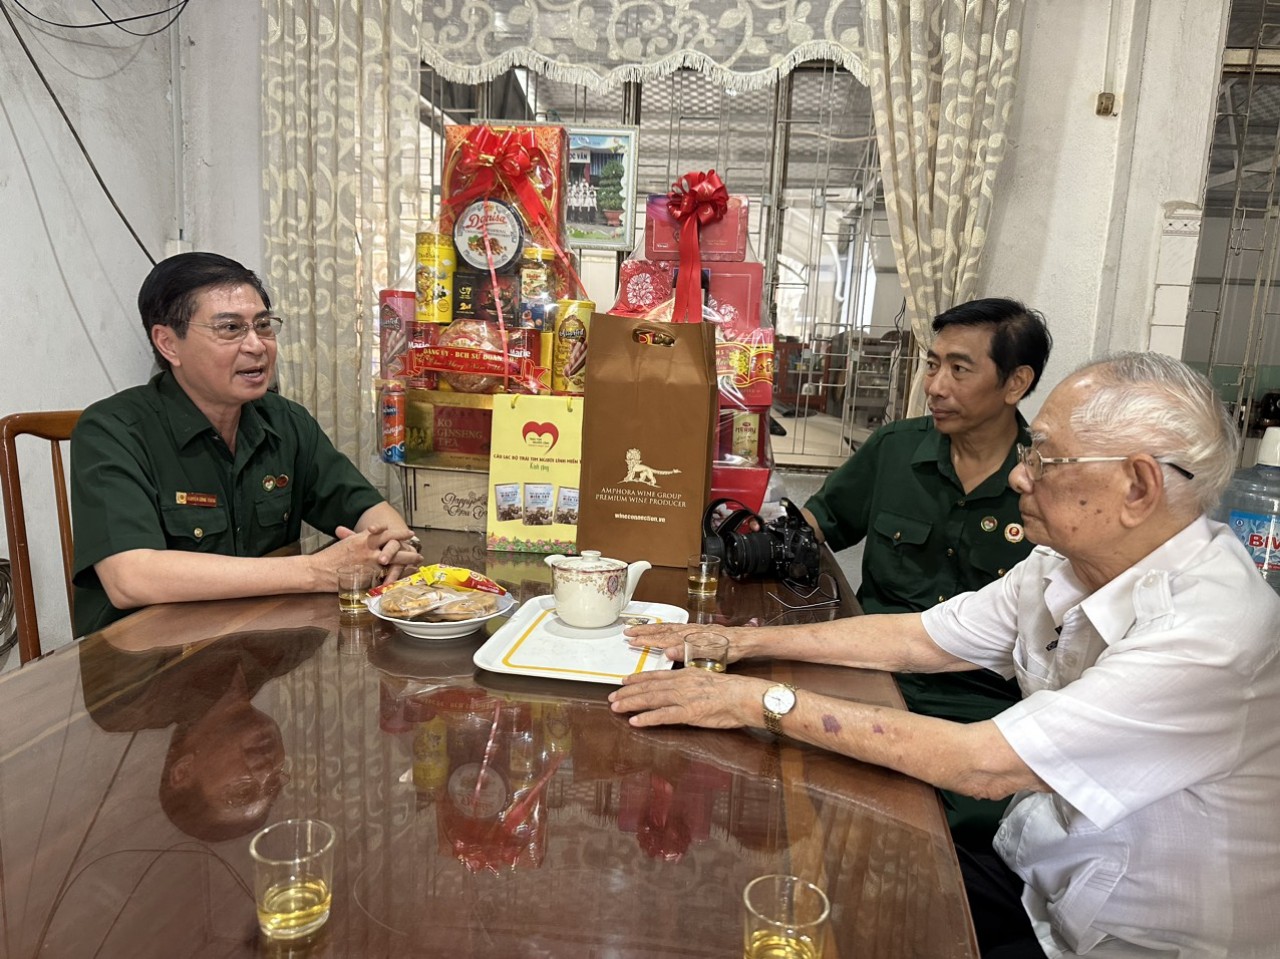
[762,683,797,735]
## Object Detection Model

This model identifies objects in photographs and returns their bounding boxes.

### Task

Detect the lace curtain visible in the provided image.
[863,0,1028,415]
[262,0,424,508]
[422,0,867,90]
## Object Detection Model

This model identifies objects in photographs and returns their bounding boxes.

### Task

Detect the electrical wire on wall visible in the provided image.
[0,0,193,266]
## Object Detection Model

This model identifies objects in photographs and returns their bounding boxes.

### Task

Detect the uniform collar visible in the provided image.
[152,370,276,451]
[1041,516,1214,646]
[911,410,1031,495]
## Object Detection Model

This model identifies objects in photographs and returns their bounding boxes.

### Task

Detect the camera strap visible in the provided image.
[701,497,761,562]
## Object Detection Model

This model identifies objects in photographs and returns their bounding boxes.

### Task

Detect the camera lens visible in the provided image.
[726,530,776,578]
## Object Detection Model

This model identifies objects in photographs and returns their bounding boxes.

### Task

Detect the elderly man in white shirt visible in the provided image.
[610,352,1280,958]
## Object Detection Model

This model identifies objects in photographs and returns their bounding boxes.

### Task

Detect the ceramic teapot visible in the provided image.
[544,551,652,629]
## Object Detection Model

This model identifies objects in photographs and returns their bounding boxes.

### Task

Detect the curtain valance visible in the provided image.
[421,0,867,91]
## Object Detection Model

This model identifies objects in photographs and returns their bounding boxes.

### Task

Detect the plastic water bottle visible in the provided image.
[1215,427,1280,595]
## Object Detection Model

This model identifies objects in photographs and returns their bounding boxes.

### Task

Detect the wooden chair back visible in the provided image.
[0,411,82,663]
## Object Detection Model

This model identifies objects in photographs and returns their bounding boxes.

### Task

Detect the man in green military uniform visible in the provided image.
[71,252,421,636]
[803,297,1052,849]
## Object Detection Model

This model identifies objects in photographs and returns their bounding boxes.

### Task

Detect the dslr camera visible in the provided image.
[702,497,823,586]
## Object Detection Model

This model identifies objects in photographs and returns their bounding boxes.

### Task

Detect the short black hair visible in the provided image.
[138,252,272,371]
[931,297,1053,396]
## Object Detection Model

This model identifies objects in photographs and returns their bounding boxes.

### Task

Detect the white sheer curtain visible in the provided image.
[262,1,424,504]
[862,0,1027,415]
[422,0,866,90]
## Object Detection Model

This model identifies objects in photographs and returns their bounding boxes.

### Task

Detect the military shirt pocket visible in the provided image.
[871,510,931,550]
[160,504,230,550]
[255,492,293,529]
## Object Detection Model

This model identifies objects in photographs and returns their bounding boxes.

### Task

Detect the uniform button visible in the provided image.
[1142,572,1161,587]
[998,568,1006,576]
[284,510,290,520]
[893,531,901,541]
[938,595,946,603]
[946,548,956,557]
[194,527,204,539]
[957,499,966,506]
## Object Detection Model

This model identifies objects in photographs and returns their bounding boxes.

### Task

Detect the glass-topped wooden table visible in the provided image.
[0,531,977,957]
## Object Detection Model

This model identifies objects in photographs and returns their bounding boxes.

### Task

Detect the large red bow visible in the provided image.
[445,127,552,231]
[667,170,729,323]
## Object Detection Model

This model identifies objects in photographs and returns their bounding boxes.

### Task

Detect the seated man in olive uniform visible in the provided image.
[71,252,421,636]
[802,297,1052,849]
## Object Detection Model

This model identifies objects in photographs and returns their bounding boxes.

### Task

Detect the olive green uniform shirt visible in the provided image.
[71,372,385,636]
[805,413,1034,848]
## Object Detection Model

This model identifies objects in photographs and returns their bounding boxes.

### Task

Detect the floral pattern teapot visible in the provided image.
[544,551,652,629]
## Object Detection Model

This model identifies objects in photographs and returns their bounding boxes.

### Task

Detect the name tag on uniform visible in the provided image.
[176,491,219,507]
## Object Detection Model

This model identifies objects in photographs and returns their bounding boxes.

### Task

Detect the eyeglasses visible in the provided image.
[193,315,284,343]
[1016,445,1195,482]
[768,571,840,611]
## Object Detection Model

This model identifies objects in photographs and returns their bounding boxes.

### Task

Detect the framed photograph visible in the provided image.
[565,125,639,251]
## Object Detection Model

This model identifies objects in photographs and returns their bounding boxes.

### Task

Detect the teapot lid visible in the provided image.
[558,549,625,572]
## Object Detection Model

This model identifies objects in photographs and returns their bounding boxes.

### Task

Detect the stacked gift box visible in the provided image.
[610,193,776,513]
[375,123,589,537]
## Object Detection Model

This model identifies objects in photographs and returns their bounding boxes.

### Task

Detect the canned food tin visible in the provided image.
[551,299,594,394]
[378,289,415,380]
[380,382,406,463]
[415,231,456,325]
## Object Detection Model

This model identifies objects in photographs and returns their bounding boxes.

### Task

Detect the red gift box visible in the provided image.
[645,194,749,262]
[711,462,771,514]
[440,125,568,248]
[716,328,774,409]
[706,261,764,332]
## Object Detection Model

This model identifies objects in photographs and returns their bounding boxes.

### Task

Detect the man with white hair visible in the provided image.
[612,352,1280,957]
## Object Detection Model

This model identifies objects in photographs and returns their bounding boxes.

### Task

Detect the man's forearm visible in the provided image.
[778,688,1046,800]
[96,548,326,610]
[355,501,411,535]
[737,612,975,674]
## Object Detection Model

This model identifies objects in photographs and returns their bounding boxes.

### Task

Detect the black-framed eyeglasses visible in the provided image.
[193,315,284,343]
[1015,444,1194,482]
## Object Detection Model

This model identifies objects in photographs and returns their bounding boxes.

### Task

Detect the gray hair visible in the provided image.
[1068,352,1239,515]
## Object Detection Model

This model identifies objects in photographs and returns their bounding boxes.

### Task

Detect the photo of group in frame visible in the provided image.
[565,125,640,251]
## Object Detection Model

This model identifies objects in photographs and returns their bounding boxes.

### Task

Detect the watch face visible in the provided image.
[764,685,796,714]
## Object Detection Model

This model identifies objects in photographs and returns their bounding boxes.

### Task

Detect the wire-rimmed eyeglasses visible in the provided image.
[768,571,841,611]
[1015,445,1194,483]
[193,315,284,343]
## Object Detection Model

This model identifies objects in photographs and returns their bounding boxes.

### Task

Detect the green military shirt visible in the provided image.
[806,412,1034,849]
[71,372,385,636]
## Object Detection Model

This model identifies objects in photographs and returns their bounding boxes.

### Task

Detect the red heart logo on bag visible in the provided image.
[522,421,559,451]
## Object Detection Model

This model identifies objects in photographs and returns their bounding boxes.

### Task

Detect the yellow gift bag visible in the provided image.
[485,394,584,553]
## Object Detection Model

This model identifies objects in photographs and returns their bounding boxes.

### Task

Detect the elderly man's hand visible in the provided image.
[624,623,756,664]
[319,525,423,587]
[608,668,768,730]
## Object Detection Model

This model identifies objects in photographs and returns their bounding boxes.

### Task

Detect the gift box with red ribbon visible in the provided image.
[645,193,749,263]
[440,124,569,251]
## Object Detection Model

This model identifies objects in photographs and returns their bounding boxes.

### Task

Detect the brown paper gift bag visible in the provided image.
[577,316,717,567]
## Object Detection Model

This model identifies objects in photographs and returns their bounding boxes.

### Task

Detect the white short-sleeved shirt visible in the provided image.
[922,517,1280,958]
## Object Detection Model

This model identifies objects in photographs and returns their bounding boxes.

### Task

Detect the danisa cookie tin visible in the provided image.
[453,199,525,273]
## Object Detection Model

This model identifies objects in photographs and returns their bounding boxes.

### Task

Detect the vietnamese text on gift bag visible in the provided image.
[486,394,584,554]
[577,317,717,568]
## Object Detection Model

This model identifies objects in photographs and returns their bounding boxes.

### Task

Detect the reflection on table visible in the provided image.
[0,532,977,958]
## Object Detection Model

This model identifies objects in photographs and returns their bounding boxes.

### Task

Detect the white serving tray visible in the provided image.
[473,595,685,684]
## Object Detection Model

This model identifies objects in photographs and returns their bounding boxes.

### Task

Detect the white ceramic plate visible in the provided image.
[365,590,518,640]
